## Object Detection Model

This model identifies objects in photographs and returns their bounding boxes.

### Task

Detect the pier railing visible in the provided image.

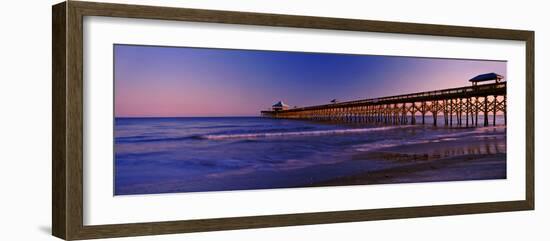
[261,82,506,127]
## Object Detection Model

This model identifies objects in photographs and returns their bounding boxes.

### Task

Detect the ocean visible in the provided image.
[114,116,506,195]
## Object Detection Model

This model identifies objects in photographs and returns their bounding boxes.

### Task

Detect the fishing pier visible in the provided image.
[261,73,506,127]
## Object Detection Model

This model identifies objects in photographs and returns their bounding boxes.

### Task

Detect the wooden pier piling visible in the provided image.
[261,82,506,127]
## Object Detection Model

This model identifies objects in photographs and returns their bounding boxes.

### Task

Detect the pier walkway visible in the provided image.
[261,82,506,127]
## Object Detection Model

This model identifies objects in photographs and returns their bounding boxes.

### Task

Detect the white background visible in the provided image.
[0,0,547,240]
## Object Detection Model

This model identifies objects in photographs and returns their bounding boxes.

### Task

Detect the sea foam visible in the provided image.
[201,126,406,140]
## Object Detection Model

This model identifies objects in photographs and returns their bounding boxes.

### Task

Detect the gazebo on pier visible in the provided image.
[271,101,290,111]
[469,72,504,86]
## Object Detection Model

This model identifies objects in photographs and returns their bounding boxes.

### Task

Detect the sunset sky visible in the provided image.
[114,44,506,117]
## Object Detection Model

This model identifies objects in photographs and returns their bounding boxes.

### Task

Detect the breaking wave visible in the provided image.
[200,126,407,140]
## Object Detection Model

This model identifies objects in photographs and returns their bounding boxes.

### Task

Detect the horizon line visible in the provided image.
[115,114,507,119]
[115,115,261,118]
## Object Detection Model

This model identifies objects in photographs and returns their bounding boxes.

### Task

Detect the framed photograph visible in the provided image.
[52,1,534,240]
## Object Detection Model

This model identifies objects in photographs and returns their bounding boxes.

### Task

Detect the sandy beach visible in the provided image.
[310,127,506,187]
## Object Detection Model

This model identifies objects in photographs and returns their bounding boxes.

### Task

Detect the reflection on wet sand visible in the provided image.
[312,134,506,186]
[366,138,504,162]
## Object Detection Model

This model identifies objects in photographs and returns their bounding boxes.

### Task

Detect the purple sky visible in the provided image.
[114,44,506,117]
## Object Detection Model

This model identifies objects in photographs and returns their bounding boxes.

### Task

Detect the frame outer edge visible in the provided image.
[525,31,535,210]
[66,0,86,240]
[54,1,535,240]
[70,0,533,40]
[52,1,68,240]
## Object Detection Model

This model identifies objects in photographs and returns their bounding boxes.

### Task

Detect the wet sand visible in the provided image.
[310,129,506,187]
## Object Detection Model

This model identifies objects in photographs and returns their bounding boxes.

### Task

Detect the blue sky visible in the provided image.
[115,44,506,117]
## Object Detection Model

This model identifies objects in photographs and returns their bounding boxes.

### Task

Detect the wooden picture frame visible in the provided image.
[52,1,534,240]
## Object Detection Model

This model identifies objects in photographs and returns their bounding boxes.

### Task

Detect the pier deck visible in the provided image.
[261,82,506,127]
